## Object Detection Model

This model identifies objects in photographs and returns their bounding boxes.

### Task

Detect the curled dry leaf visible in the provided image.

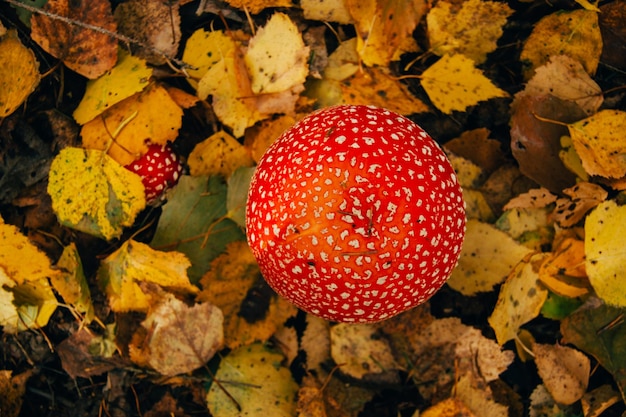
[533,343,590,405]
[553,182,608,227]
[503,188,557,211]
[30,0,117,79]
[538,237,590,298]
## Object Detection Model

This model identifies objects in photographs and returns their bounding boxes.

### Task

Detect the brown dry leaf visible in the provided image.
[443,128,505,173]
[188,131,254,177]
[0,370,33,417]
[130,291,223,377]
[426,0,513,64]
[510,94,585,193]
[421,54,508,114]
[330,323,400,379]
[0,30,40,118]
[222,0,293,14]
[297,376,328,417]
[488,253,549,345]
[569,110,626,179]
[533,343,590,405]
[340,67,428,115]
[447,219,534,295]
[455,373,509,417]
[300,315,332,372]
[347,0,426,66]
[581,385,622,417]
[30,0,117,79]
[520,9,602,79]
[114,0,181,65]
[81,83,184,166]
[599,1,626,72]
[521,55,603,115]
[56,326,118,379]
[301,0,352,23]
[538,238,590,298]
[503,188,557,211]
[554,182,607,227]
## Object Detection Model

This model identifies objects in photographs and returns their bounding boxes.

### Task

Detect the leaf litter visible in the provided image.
[1,0,626,416]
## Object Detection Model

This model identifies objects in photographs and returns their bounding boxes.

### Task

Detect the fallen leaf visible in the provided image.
[559,134,590,182]
[454,373,509,417]
[421,54,508,114]
[520,9,602,78]
[131,292,223,376]
[30,0,117,79]
[569,110,626,179]
[244,13,309,94]
[51,243,95,322]
[528,384,562,417]
[47,147,145,240]
[538,238,589,298]
[581,385,621,417]
[150,176,246,282]
[443,128,506,174]
[521,55,602,115]
[226,166,255,227]
[0,30,40,117]
[495,206,554,250]
[0,370,33,417]
[599,0,626,72]
[114,0,181,65]
[301,0,352,23]
[426,0,513,64]
[447,219,534,295]
[503,188,557,211]
[421,397,475,417]
[488,253,549,345]
[533,343,590,405]
[56,326,119,378]
[322,37,359,82]
[585,200,626,307]
[81,83,184,166]
[245,115,297,162]
[73,50,152,124]
[222,0,293,14]
[188,131,254,178]
[97,239,197,312]
[330,323,400,379]
[553,182,607,228]
[206,342,298,417]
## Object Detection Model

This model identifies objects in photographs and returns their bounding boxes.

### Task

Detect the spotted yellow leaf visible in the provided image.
[585,200,626,307]
[427,0,513,64]
[98,240,197,313]
[73,50,152,124]
[51,243,95,323]
[0,30,40,117]
[569,110,626,179]
[421,54,508,114]
[182,29,237,89]
[47,147,146,240]
[188,131,254,178]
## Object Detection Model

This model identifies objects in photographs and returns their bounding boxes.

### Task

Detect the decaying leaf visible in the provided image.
[581,385,622,417]
[520,9,602,78]
[301,0,352,23]
[30,0,117,79]
[51,243,95,322]
[533,343,590,405]
[73,50,152,124]
[443,128,506,174]
[47,147,145,240]
[538,238,589,298]
[330,323,400,379]
[188,131,254,178]
[206,342,298,417]
[447,219,534,295]
[427,0,513,64]
[81,83,183,166]
[488,253,549,345]
[222,0,293,14]
[454,373,509,417]
[0,370,33,417]
[585,200,626,307]
[421,54,508,114]
[503,188,557,211]
[97,239,197,312]
[130,292,223,376]
[569,110,626,179]
[114,0,181,65]
[554,182,607,227]
[496,206,554,251]
[0,30,40,117]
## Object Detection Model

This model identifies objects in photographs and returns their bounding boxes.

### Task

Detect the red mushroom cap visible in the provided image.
[125,143,183,204]
[246,105,465,323]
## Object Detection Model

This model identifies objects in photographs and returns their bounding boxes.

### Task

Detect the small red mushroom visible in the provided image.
[246,105,465,323]
[125,143,183,204]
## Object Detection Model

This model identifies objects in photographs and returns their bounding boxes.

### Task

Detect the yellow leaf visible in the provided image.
[585,200,626,307]
[81,83,183,166]
[98,240,197,312]
[569,110,626,179]
[488,253,549,345]
[538,238,590,298]
[47,147,146,240]
[447,219,534,295]
[0,30,40,118]
[421,54,508,114]
[73,50,153,124]
[340,67,428,114]
[182,29,238,89]
[206,343,298,417]
[301,0,352,23]
[188,131,254,177]
[221,0,293,14]
[422,398,476,417]
[198,241,297,349]
[427,0,513,64]
[559,135,590,183]
[520,9,602,79]
[323,38,360,81]
[51,243,95,323]
[244,13,309,94]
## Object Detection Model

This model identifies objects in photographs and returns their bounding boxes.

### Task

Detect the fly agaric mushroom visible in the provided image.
[246,105,465,323]
[125,143,183,204]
